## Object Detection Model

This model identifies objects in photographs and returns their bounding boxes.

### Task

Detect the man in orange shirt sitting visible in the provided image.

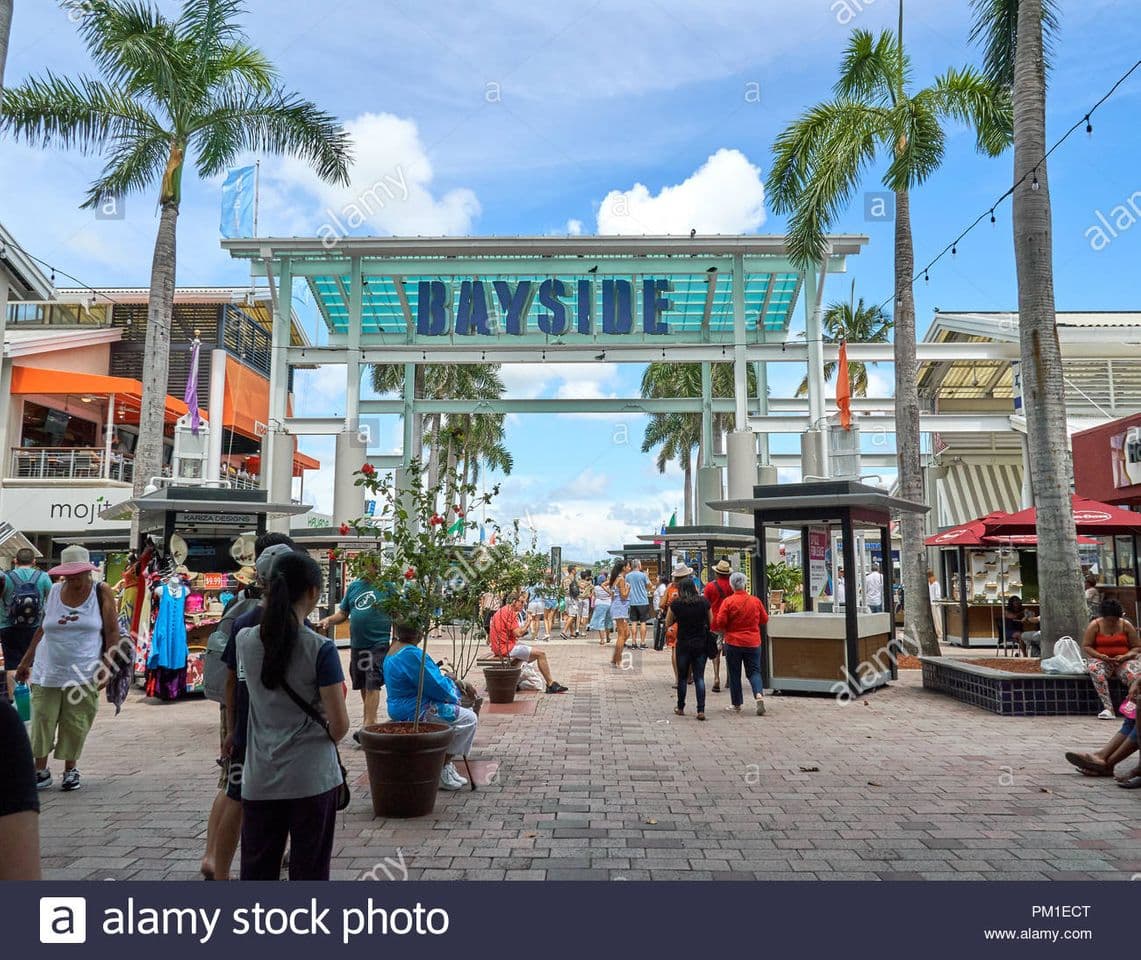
[489,593,568,694]
[713,572,769,715]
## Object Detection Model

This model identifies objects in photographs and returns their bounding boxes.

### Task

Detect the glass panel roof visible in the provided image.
[307,271,802,336]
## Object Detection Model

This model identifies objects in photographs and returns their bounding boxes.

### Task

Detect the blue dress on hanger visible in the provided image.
[148,580,189,671]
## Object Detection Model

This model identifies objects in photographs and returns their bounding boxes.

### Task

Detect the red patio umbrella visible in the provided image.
[925,512,1010,547]
[984,496,1141,536]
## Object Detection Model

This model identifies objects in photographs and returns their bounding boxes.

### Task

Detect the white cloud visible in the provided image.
[551,468,610,499]
[265,112,480,237]
[596,148,767,236]
[566,218,584,236]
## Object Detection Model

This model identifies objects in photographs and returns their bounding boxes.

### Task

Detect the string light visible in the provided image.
[871,57,1140,311]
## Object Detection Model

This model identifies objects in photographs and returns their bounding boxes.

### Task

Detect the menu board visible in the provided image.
[808,528,829,600]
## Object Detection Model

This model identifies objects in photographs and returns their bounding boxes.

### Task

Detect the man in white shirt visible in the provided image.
[865,564,884,613]
[927,570,943,640]
[835,568,846,606]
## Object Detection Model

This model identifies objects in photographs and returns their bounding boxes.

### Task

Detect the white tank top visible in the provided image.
[32,581,105,688]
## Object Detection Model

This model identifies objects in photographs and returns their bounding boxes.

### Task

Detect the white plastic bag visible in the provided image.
[517,661,545,691]
[1040,636,1085,674]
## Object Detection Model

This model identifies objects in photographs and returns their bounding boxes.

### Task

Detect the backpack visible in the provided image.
[568,577,581,599]
[5,570,45,626]
[203,595,260,703]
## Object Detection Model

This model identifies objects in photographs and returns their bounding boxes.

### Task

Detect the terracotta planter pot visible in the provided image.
[483,664,522,703]
[359,721,453,819]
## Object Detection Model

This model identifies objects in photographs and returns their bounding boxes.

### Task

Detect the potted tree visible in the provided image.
[344,462,499,817]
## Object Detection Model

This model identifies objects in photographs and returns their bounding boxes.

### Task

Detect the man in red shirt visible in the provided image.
[489,594,568,694]
[714,571,769,715]
[703,558,735,692]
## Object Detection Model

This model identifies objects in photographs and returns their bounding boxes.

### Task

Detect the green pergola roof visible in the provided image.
[222,235,867,342]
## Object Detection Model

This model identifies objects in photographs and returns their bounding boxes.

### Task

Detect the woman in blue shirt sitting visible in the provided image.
[383,622,479,791]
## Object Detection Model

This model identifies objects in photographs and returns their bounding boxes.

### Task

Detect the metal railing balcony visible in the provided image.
[9,447,134,483]
[6,302,114,326]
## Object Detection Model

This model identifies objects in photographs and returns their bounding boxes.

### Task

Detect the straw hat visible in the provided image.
[234,566,257,586]
[671,563,693,580]
[49,544,98,578]
[713,558,733,576]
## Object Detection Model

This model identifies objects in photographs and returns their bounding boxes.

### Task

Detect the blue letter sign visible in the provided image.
[537,279,570,335]
[417,280,451,335]
[642,278,671,334]
[601,279,633,334]
[493,280,535,336]
[456,280,493,335]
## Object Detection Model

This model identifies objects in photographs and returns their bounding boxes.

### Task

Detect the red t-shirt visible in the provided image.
[489,605,520,657]
[704,576,732,618]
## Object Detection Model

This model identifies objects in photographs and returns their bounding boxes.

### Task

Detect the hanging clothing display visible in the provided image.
[145,578,189,701]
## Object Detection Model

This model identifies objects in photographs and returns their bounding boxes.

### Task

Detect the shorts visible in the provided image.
[224,746,245,802]
[1,625,35,672]
[349,646,387,691]
[544,597,558,610]
[506,644,532,662]
[571,599,590,619]
[527,601,545,617]
[629,604,652,623]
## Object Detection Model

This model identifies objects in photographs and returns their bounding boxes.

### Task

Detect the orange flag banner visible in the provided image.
[837,340,852,431]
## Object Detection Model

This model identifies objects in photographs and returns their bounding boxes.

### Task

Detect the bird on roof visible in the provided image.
[690,228,696,238]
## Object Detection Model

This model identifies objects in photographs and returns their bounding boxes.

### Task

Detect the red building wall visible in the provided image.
[1072,412,1141,505]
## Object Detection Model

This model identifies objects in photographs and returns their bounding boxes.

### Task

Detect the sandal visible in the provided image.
[674,708,684,716]
[712,683,721,693]
[1117,775,1141,789]
[696,712,706,721]
[1064,751,1110,774]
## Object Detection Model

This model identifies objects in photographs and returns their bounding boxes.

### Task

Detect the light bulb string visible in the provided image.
[877,57,1141,313]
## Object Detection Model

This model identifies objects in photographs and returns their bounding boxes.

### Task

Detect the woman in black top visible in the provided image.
[665,574,713,720]
[0,702,41,878]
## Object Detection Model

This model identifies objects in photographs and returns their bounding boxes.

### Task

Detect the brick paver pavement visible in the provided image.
[34,639,1140,881]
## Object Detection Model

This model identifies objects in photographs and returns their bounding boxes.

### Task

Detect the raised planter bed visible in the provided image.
[920,656,1125,717]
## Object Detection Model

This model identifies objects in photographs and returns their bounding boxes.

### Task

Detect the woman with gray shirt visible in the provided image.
[237,552,349,880]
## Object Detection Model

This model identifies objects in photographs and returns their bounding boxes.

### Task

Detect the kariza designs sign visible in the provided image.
[415,278,674,336]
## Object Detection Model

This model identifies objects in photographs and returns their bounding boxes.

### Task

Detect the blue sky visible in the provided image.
[2,0,1139,559]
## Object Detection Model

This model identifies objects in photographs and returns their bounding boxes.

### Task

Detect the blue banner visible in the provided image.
[220,166,256,238]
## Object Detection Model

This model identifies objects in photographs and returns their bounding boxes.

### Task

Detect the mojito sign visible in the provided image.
[416,278,674,336]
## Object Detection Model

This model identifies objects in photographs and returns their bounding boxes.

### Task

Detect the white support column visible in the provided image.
[334,429,365,525]
[754,357,770,466]
[0,281,10,480]
[803,252,830,478]
[268,426,294,534]
[700,361,713,468]
[1019,433,1034,509]
[206,348,226,482]
[731,253,748,430]
[402,361,416,469]
[104,394,116,479]
[726,429,756,500]
[696,465,722,526]
[347,257,362,431]
[264,257,292,499]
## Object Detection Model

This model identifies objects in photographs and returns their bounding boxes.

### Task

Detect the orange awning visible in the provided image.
[221,355,270,441]
[11,365,199,425]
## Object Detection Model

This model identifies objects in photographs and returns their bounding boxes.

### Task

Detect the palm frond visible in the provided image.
[922,66,1013,157]
[0,71,166,152]
[76,1,185,106]
[882,97,945,192]
[81,129,169,207]
[834,29,899,106]
[190,89,351,182]
[968,0,1061,89]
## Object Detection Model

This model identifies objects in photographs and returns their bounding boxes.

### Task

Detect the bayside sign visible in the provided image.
[415,278,674,336]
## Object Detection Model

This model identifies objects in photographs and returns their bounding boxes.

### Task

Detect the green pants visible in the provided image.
[29,683,100,763]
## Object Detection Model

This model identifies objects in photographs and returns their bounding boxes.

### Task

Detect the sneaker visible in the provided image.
[755,696,766,717]
[1097,709,1115,720]
[546,682,568,694]
[352,730,361,744]
[438,763,465,791]
[36,769,52,790]
[61,769,81,791]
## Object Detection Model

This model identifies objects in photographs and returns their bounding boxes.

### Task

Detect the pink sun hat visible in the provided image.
[48,544,99,577]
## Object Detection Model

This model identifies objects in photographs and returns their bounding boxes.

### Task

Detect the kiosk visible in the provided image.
[712,481,928,696]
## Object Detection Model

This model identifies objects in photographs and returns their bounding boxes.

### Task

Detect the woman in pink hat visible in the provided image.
[15,545,118,792]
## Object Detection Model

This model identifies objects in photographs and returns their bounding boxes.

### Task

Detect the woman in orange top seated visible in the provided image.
[1081,598,1141,719]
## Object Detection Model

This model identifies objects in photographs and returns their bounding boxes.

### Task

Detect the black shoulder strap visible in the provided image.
[281,679,335,743]
[715,580,728,600]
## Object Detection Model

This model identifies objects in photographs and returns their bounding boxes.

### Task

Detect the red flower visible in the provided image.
[339,523,350,536]
[361,463,376,476]
[404,567,416,580]
[327,549,337,561]
[429,514,444,526]
[453,507,465,518]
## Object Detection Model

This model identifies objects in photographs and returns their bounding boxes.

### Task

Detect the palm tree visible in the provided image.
[796,297,892,397]
[640,362,756,522]
[642,412,697,525]
[0,0,11,99]
[969,0,1085,649]
[1,1,351,496]
[373,362,508,508]
[767,16,1012,657]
